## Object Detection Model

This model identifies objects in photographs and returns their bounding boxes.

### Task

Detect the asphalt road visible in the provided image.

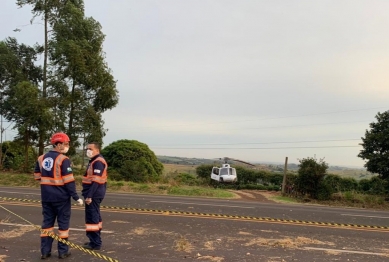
[1,186,389,262]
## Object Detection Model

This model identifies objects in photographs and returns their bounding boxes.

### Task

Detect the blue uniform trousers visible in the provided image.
[41,200,71,255]
[85,198,103,248]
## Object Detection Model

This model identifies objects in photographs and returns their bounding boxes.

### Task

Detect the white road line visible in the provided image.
[150,200,254,209]
[304,247,387,256]
[341,213,389,219]
[0,222,114,233]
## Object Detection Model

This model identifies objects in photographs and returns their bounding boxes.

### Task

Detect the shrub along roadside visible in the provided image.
[0,172,235,199]
[2,171,388,209]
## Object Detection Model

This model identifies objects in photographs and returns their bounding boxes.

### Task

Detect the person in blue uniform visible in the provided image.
[82,142,107,250]
[34,132,83,259]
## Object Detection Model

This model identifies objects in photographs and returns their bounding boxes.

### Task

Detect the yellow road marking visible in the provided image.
[1,198,389,233]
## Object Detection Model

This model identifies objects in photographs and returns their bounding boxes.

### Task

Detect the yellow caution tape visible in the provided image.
[0,203,119,262]
[1,196,389,231]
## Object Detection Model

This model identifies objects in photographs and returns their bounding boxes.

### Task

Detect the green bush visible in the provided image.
[358,178,371,192]
[102,139,163,182]
[196,164,214,179]
[176,173,199,186]
[107,168,123,181]
[269,173,283,186]
[343,191,354,201]
[1,141,36,171]
[339,177,358,191]
[295,157,328,199]
[316,182,333,200]
[369,176,387,195]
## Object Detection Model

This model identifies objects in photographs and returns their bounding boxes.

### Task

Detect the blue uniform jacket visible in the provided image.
[34,150,80,202]
[82,154,107,199]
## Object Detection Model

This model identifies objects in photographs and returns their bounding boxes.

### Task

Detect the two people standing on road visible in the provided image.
[82,142,108,250]
[34,133,108,259]
[34,132,84,259]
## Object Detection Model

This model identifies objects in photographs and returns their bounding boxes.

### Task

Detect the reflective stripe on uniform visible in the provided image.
[40,227,54,237]
[83,157,108,185]
[34,172,41,180]
[85,224,100,232]
[34,155,44,180]
[58,229,69,238]
[38,154,72,186]
[62,174,75,184]
[91,176,106,184]
[53,154,66,180]
[40,178,65,186]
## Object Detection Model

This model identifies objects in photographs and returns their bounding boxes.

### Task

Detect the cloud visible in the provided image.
[1,0,389,167]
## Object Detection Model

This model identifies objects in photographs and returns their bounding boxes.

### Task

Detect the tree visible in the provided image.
[0,38,46,170]
[0,40,18,169]
[358,111,389,179]
[16,0,119,155]
[5,82,52,171]
[295,157,329,199]
[48,1,118,154]
[16,0,64,155]
[102,140,163,182]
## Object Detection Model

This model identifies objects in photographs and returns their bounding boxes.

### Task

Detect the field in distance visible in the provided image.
[158,155,375,180]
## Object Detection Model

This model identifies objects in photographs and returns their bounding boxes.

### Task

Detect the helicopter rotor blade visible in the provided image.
[212,157,255,166]
[229,158,256,167]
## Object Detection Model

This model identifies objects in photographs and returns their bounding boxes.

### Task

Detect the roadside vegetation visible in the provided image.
[1,102,389,209]
[1,159,389,210]
[0,171,236,199]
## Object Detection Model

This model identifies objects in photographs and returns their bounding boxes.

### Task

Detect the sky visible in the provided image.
[1,0,389,168]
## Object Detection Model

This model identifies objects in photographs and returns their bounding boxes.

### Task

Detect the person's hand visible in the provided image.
[77,199,84,206]
[85,198,92,205]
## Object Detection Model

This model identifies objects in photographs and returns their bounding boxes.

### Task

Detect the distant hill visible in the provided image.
[157,155,215,165]
[157,155,375,180]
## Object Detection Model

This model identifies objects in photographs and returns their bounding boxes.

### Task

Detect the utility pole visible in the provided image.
[281,157,288,195]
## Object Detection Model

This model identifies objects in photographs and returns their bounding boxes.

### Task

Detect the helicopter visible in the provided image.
[210,157,255,184]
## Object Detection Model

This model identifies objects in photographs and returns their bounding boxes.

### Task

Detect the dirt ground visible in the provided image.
[229,190,279,203]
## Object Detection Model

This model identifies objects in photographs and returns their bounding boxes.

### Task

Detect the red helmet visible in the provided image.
[50,132,70,145]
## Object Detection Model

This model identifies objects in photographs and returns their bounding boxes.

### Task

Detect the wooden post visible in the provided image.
[282,157,288,194]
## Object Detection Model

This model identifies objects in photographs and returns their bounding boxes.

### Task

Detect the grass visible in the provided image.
[324,191,389,209]
[163,164,197,176]
[106,181,235,198]
[174,235,193,252]
[167,186,234,198]
[270,195,300,204]
[0,172,39,187]
[1,171,388,209]
[0,171,235,199]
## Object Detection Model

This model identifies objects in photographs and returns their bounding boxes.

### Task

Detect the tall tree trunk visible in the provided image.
[68,80,76,150]
[24,127,29,172]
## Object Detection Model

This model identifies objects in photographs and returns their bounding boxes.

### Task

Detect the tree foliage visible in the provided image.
[102,140,163,182]
[0,38,46,169]
[0,141,36,171]
[47,1,118,153]
[295,157,329,199]
[5,0,119,159]
[358,111,389,179]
